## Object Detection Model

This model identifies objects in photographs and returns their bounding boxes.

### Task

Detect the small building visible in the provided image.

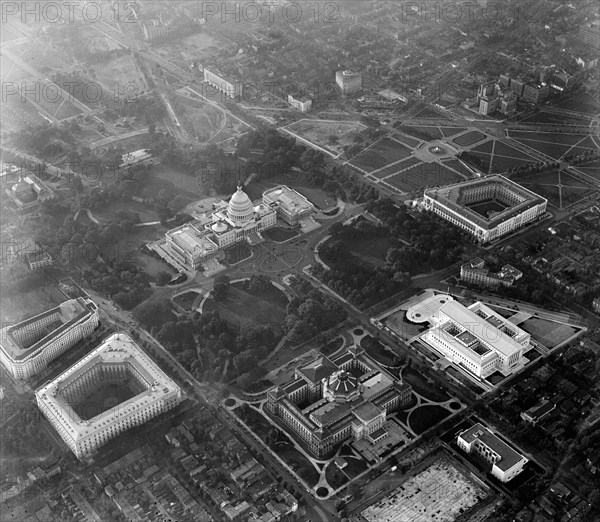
[336,70,362,95]
[592,297,600,315]
[119,149,157,169]
[26,250,53,271]
[460,258,523,288]
[287,94,312,112]
[457,423,529,482]
[521,399,555,425]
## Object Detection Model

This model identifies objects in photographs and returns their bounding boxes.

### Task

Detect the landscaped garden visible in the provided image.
[401,367,450,402]
[263,227,300,243]
[408,405,451,434]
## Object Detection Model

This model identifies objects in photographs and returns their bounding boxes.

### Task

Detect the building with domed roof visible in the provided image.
[160,185,276,269]
[4,173,54,212]
[266,343,412,458]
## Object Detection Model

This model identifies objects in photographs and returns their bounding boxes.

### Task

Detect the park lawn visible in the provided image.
[351,138,414,173]
[173,291,201,311]
[138,164,204,201]
[203,282,288,332]
[492,141,539,160]
[223,242,252,264]
[320,336,344,356]
[394,134,421,148]
[360,336,397,367]
[413,106,451,120]
[490,155,537,172]
[512,140,573,159]
[402,367,450,402]
[409,126,444,139]
[372,157,421,179]
[454,131,486,147]
[508,131,590,146]
[385,162,463,192]
[442,159,475,178]
[263,227,300,243]
[520,183,561,207]
[471,140,494,154]
[513,171,560,185]
[93,200,158,223]
[274,442,320,487]
[326,462,349,489]
[440,127,467,137]
[408,405,451,435]
[341,236,395,268]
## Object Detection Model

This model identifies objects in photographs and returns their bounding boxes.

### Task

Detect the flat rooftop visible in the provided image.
[1,298,96,361]
[36,333,180,442]
[425,175,546,230]
[459,423,526,471]
[263,185,314,213]
[168,223,219,256]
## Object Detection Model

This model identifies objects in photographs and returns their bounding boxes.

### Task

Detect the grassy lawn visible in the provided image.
[351,137,414,173]
[320,336,344,356]
[372,157,421,179]
[263,227,300,243]
[454,131,486,147]
[471,141,494,154]
[274,442,320,487]
[402,367,450,402]
[520,317,579,348]
[385,162,462,192]
[340,236,395,268]
[173,291,200,311]
[440,127,467,137]
[326,462,349,489]
[93,200,158,223]
[223,242,252,264]
[408,405,451,434]
[203,281,288,333]
[360,336,397,366]
[442,159,474,178]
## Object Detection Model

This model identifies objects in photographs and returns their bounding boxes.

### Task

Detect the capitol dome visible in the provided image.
[227,186,254,223]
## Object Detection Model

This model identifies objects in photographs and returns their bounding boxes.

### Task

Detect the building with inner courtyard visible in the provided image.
[36,333,181,460]
[266,344,412,458]
[406,294,529,380]
[422,175,547,243]
[0,298,99,380]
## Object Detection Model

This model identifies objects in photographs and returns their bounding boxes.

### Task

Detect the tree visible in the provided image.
[155,271,172,286]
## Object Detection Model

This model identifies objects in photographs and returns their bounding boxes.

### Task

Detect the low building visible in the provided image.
[592,297,600,314]
[0,298,99,379]
[460,258,523,288]
[26,249,53,271]
[203,68,242,99]
[262,185,314,226]
[36,333,182,459]
[120,149,157,169]
[287,94,312,112]
[266,344,412,458]
[521,399,556,425]
[457,423,529,482]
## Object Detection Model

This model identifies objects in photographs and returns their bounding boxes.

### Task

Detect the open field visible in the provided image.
[203,281,288,334]
[350,137,414,173]
[154,31,222,63]
[384,162,463,192]
[21,79,83,120]
[91,55,147,97]
[362,457,486,522]
[454,131,486,147]
[371,157,422,179]
[520,317,579,348]
[282,119,366,157]
[0,54,31,82]
[172,95,225,142]
[1,91,48,132]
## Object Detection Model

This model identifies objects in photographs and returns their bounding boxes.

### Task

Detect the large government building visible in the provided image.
[158,185,313,270]
[36,333,181,460]
[0,298,99,380]
[266,344,412,458]
[422,175,547,243]
[406,294,529,380]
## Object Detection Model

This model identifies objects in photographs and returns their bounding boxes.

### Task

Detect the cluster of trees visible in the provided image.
[283,277,347,343]
[0,264,58,298]
[9,124,77,160]
[83,263,151,310]
[134,297,275,385]
[315,200,469,307]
